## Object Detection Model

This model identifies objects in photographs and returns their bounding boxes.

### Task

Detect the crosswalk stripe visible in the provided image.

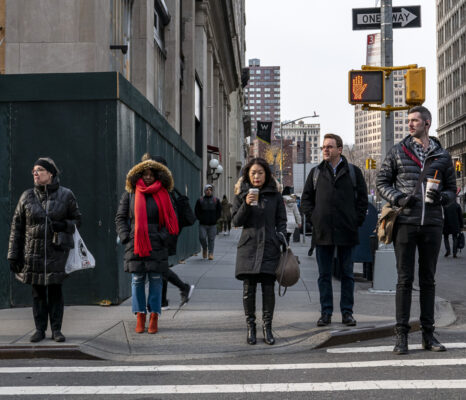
[1,380,466,395]
[2,358,466,374]
[327,342,466,353]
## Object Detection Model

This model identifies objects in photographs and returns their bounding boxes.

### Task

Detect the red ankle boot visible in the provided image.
[148,312,158,334]
[135,312,146,333]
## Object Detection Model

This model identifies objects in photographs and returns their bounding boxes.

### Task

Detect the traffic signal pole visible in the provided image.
[381,0,394,160]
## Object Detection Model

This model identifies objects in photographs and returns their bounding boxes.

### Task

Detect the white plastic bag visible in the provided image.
[65,228,96,274]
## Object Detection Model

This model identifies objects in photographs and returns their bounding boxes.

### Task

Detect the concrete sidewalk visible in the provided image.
[0,229,456,361]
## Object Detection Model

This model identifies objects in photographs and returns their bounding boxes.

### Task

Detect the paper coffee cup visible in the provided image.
[425,178,440,203]
[249,188,259,206]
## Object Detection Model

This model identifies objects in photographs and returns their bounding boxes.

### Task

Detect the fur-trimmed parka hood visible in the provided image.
[125,160,174,193]
[234,176,282,196]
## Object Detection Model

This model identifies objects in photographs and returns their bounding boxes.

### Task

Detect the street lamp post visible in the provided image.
[279,112,319,185]
[279,113,319,244]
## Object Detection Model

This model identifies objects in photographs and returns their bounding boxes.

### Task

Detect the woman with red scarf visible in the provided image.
[116,159,179,334]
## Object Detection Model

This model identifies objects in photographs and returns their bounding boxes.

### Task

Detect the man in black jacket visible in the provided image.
[195,184,222,260]
[377,106,456,355]
[301,133,368,328]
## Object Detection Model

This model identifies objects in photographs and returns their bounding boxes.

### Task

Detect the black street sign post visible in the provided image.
[352,6,421,30]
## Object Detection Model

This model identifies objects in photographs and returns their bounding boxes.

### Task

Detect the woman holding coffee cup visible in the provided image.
[232,157,287,345]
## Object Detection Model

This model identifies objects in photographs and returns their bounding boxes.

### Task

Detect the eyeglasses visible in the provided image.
[320,145,337,150]
[32,167,47,175]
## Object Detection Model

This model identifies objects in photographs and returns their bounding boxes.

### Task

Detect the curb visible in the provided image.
[313,320,421,349]
[0,345,102,360]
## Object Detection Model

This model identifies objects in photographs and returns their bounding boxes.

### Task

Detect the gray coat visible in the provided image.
[232,178,287,280]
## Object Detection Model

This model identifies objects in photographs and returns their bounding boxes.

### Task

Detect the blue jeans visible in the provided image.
[131,272,163,315]
[316,245,354,316]
[199,224,217,254]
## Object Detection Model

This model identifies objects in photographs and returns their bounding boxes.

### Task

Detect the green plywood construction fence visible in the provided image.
[0,73,201,308]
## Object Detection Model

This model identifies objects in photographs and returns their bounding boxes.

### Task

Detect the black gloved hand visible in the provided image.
[9,260,21,273]
[426,189,444,206]
[397,195,417,208]
[51,220,67,232]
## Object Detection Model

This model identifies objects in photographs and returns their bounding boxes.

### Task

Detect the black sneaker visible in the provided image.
[317,313,331,327]
[180,284,195,306]
[52,330,66,342]
[30,330,45,343]
[342,313,357,326]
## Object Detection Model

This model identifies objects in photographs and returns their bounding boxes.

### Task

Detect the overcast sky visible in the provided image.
[245,0,436,145]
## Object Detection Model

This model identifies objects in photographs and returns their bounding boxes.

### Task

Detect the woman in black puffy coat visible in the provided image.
[115,159,179,334]
[8,158,81,343]
[232,158,287,346]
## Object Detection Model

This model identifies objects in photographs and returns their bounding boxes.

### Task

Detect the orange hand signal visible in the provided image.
[352,75,368,100]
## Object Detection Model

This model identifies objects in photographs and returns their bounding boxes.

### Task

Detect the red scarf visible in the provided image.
[134,178,179,257]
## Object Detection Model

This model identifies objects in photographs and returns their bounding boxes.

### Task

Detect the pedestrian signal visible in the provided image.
[404,67,426,105]
[348,70,384,104]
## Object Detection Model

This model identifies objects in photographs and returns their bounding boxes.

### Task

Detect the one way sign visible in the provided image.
[352,6,421,30]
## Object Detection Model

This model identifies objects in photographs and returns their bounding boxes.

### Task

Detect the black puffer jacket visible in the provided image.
[232,177,287,280]
[7,178,81,285]
[376,136,456,226]
[300,156,368,246]
[115,160,176,274]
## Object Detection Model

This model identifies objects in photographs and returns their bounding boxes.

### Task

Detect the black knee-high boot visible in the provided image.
[262,283,275,345]
[243,281,257,345]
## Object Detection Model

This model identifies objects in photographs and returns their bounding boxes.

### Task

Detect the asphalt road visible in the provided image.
[1,336,466,399]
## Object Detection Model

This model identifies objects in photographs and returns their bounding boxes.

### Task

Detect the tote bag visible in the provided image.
[65,228,96,274]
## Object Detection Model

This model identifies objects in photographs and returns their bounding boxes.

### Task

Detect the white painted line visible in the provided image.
[327,342,466,354]
[2,380,466,395]
[3,358,466,374]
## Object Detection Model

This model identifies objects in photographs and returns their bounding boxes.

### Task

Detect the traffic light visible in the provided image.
[456,160,463,172]
[404,67,426,105]
[366,158,377,169]
[348,70,384,104]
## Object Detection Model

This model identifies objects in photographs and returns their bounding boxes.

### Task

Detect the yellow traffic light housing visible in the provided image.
[456,160,463,172]
[371,159,376,169]
[348,70,384,105]
[366,159,370,170]
[404,67,426,105]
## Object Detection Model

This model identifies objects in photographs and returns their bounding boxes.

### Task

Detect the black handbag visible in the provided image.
[52,231,74,250]
[174,188,197,229]
[34,190,74,250]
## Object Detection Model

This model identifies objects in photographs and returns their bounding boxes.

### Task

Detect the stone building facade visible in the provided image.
[437,0,466,206]
[1,0,246,198]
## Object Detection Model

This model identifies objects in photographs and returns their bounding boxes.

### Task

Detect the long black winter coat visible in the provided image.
[300,156,368,246]
[376,136,456,226]
[232,178,287,280]
[443,202,463,235]
[115,160,176,274]
[7,178,81,285]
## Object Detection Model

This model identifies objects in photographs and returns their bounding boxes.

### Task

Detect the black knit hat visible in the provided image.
[34,157,59,177]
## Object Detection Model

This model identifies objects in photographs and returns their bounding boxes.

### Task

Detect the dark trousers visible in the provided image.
[443,233,459,255]
[222,219,231,232]
[394,224,442,331]
[315,245,354,316]
[32,284,64,332]
[242,275,275,324]
[162,269,188,303]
